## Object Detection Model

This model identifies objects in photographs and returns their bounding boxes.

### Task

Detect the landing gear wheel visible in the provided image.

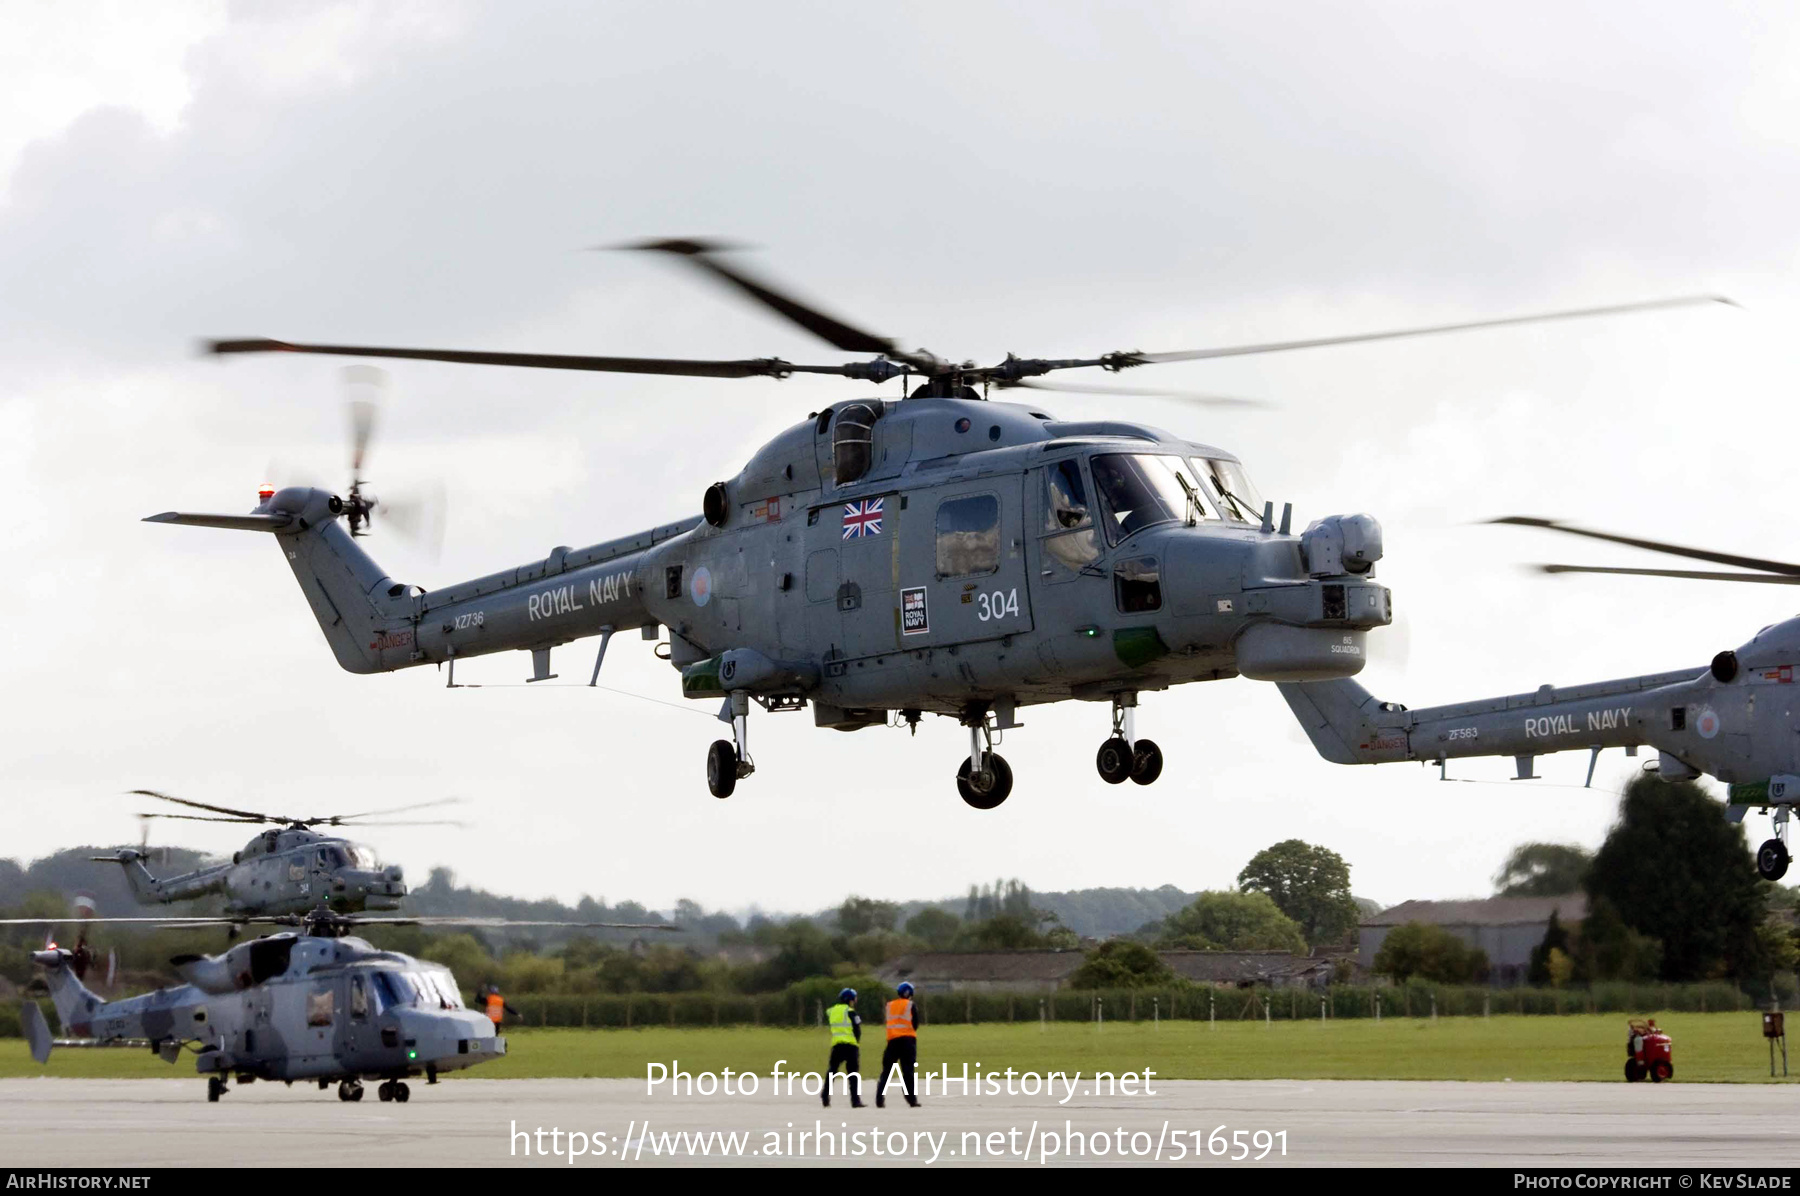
[1624,1060,1645,1082]
[338,1080,362,1102]
[1130,739,1164,786]
[207,1076,225,1102]
[706,740,738,799]
[1758,838,1790,881]
[394,1082,410,1102]
[378,1081,394,1102]
[957,753,1013,809]
[1096,737,1132,784]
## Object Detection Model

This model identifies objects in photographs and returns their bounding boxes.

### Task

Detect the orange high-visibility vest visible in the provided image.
[885,997,915,1040]
[486,992,505,1024]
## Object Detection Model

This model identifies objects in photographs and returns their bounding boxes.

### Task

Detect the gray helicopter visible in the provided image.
[158,240,1725,805]
[10,906,676,1103]
[98,789,460,917]
[1281,518,1800,880]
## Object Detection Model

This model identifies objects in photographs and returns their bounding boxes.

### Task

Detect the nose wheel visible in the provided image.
[706,692,757,798]
[1097,694,1163,785]
[206,1076,227,1102]
[337,1080,363,1102]
[377,1080,412,1103]
[957,713,1013,808]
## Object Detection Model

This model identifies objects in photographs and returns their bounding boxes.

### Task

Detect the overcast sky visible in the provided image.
[4,1,1798,916]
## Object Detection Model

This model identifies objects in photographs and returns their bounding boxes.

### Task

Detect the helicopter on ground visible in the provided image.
[10,905,676,1103]
[157,239,1727,805]
[1280,517,1800,880]
[95,789,460,918]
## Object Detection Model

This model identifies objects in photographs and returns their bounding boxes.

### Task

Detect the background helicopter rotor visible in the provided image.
[128,789,468,831]
[1488,516,1800,584]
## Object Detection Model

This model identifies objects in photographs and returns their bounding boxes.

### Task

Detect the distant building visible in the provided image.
[877,948,1349,993]
[1359,894,1588,986]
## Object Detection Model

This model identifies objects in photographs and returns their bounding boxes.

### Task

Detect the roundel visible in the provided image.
[690,565,713,608]
[1696,707,1721,740]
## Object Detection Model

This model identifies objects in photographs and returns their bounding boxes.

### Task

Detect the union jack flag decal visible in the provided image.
[841,498,884,539]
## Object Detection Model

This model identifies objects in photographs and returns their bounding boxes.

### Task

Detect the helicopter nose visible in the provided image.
[393,1008,504,1069]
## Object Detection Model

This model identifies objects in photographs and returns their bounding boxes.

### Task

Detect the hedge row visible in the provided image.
[3,980,1770,1036]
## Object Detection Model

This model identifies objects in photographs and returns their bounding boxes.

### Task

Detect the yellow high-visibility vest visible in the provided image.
[827,1002,856,1045]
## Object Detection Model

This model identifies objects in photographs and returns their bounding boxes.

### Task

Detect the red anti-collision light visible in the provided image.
[258,484,276,502]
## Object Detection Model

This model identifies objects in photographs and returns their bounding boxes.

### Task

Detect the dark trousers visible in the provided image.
[823,1042,861,1106]
[877,1036,918,1106]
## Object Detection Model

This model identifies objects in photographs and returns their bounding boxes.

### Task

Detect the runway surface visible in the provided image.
[1,1077,1794,1167]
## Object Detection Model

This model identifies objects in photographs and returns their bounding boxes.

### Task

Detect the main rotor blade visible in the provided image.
[208,339,861,380]
[1004,378,1272,409]
[129,789,275,823]
[1489,517,1800,577]
[0,916,244,926]
[620,238,906,358]
[139,813,266,824]
[324,797,465,823]
[1536,564,1800,584]
[341,916,681,931]
[325,819,468,828]
[1121,295,1734,367]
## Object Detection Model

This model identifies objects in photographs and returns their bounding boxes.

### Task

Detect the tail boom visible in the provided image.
[1279,667,1703,766]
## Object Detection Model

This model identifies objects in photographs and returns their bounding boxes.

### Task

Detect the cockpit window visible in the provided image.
[1200,458,1265,523]
[1090,454,1207,544]
[1045,460,1091,531]
[832,403,879,486]
[375,971,417,1009]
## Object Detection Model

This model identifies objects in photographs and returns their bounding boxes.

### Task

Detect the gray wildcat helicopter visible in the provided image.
[98,789,462,917]
[9,905,676,1103]
[160,240,1725,805]
[1280,517,1800,880]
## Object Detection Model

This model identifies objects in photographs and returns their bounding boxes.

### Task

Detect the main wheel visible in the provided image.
[1096,737,1132,784]
[1650,1061,1672,1083]
[1130,738,1164,786]
[1624,1060,1644,1082]
[394,1082,410,1103]
[1757,838,1790,881]
[706,740,738,799]
[377,1081,394,1102]
[338,1080,359,1102]
[207,1076,224,1102]
[957,753,1013,809]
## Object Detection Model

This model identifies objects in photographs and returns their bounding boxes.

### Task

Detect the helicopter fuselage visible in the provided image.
[107,827,406,917]
[268,397,1391,716]
[31,934,500,1089]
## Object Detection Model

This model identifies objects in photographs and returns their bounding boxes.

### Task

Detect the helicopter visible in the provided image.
[9,905,677,1103]
[156,239,1727,805]
[1279,518,1800,881]
[95,789,463,917]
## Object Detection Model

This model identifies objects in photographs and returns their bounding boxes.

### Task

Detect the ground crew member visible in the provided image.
[822,987,865,1109]
[876,981,922,1108]
[481,982,519,1026]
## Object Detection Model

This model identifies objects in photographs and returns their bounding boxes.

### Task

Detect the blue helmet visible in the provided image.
[896,981,915,998]
[838,987,857,1003]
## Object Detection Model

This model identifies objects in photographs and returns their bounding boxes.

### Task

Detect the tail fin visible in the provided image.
[146,487,414,674]
[32,946,105,1035]
[91,850,162,904]
[1276,678,1409,764]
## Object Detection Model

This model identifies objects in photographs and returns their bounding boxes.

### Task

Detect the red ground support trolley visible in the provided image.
[1624,1018,1673,1082]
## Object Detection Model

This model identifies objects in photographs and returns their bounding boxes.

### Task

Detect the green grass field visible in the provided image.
[3,1013,1794,1083]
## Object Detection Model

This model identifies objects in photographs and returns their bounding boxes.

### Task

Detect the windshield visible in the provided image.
[1089,454,1207,544]
[1200,457,1265,523]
